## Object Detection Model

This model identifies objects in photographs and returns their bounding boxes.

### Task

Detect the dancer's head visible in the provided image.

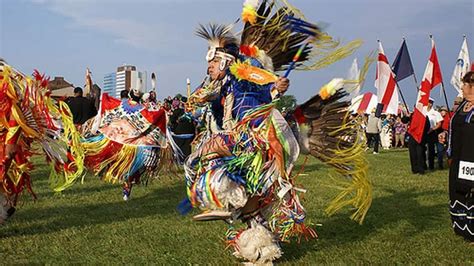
[196,24,238,81]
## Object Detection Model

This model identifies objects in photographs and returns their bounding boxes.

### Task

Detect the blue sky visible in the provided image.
[1,0,472,106]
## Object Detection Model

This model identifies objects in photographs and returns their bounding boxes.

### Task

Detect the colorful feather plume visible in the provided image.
[242,0,259,25]
[196,23,238,50]
[229,60,278,85]
[291,85,372,224]
[319,78,344,100]
[239,0,362,73]
[0,63,85,200]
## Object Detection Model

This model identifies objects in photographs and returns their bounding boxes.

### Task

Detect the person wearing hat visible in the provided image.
[425,97,443,170]
[439,106,450,131]
[447,71,474,242]
[437,106,451,168]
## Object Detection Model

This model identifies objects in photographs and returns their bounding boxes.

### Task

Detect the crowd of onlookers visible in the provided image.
[364,112,411,153]
[64,86,458,174]
[360,97,460,174]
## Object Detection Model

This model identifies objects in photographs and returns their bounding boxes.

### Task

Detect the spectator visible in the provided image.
[149,91,157,103]
[366,109,382,154]
[380,114,393,150]
[437,106,450,169]
[426,98,443,170]
[66,87,97,127]
[120,90,129,100]
[408,114,429,175]
[129,88,141,103]
[394,116,407,148]
[172,97,180,110]
[169,102,196,159]
[141,92,150,104]
[141,92,159,110]
[163,99,172,113]
[440,106,451,131]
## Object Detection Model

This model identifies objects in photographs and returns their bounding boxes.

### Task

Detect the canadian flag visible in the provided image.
[408,38,443,143]
[375,41,399,115]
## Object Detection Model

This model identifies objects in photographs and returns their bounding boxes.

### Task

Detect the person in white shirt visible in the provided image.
[426,98,444,170]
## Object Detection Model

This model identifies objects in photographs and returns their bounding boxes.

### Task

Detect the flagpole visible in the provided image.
[394,80,410,114]
[440,81,451,114]
[186,78,191,99]
[393,37,411,114]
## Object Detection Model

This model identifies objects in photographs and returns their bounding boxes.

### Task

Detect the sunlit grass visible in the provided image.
[1,149,472,264]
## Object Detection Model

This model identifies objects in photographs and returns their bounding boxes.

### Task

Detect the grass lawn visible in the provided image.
[1,149,472,264]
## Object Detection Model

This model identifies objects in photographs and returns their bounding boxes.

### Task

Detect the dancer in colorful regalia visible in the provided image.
[180,0,372,263]
[0,59,84,224]
[77,86,180,201]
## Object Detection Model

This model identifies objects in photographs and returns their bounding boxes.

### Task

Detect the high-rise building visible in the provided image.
[102,65,147,98]
[103,72,116,96]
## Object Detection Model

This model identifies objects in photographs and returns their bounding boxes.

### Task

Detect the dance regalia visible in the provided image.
[0,62,83,223]
[447,100,474,242]
[182,1,372,263]
[79,93,174,199]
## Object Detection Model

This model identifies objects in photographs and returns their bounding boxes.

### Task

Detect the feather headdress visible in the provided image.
[196,0,362,74]
[196,23,239,59]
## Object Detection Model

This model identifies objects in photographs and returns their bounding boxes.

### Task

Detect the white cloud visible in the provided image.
[28,0,180,53]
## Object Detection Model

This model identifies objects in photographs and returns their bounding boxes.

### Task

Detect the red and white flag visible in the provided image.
[375,41,399,115]
[408,38,443,143]
[350,92,378,114]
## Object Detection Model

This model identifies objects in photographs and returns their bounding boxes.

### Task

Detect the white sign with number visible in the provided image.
[459,160,474,181]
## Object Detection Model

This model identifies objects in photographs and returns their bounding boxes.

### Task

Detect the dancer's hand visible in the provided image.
[274,77,290,94]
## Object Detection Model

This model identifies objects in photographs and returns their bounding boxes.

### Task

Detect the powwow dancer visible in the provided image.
[77,90,181,201]
[179,0,372,263]
[59,67,182,201]
[0,59,84,224]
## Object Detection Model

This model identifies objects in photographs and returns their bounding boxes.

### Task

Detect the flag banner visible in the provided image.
[347,58,361,98]
[375,41,399,115]
[408,39,443,143]
[392,39,415,82]
[350,92,378,114]
[450,37,470,96]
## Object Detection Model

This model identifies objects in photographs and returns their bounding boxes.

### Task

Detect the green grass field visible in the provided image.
[1,149,472,264]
